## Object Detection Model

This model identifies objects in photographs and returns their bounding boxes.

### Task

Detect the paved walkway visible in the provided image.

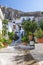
[0,47,38,65]
[0,44,43,65]
[30,44,43,65]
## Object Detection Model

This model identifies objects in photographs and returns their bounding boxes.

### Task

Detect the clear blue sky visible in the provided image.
[0,0,43,12]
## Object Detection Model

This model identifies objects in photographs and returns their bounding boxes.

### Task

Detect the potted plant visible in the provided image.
[28,32,35,47]
[0,38,8,48]
[21,36,28,46]
[34,29,43,43]
[22,20,38,35]
[8,32,14,41]
[28,32,33,41]
[2,38,8,47]
[0,38,4,48]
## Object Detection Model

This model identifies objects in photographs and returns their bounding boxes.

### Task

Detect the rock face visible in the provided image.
[0,5,43,20]
[0,5,23,20]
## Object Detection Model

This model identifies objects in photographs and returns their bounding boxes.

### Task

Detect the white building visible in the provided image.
[0,8,4,34]
[33,16,43,24]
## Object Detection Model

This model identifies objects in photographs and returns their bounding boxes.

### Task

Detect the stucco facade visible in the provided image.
[0,8,4,34]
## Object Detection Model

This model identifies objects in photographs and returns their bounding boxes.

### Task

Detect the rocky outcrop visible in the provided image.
[0,5,43,20]
[0,5,23,20]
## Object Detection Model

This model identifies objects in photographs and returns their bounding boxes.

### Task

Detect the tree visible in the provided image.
[22,20,38,35]
[30,21,38,33]
[40,20,43,30]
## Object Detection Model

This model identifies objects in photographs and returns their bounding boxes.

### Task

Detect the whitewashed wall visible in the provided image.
[8,22,13,32]
[0,19,2,33]
[0,8,4,34]
[8,17,28,32]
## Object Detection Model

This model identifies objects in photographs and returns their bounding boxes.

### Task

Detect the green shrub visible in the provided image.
[22,20,38,34]
[40,20,43,30]
[34,29,43,38]
[21,36,28,42]
[28,32,33,35]
[0,37,12,46]
[8,32,14,40]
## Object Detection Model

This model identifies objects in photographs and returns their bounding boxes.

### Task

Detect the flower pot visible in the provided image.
[28,35,33,41]
[22,42,27,46]
[37,38,43,43]
[3,43,8,47]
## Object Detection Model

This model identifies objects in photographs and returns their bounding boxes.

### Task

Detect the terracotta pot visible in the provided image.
[3,43,8,47]
[22,42,27,46]
[28,35,33,41]
[37,38,43,43]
